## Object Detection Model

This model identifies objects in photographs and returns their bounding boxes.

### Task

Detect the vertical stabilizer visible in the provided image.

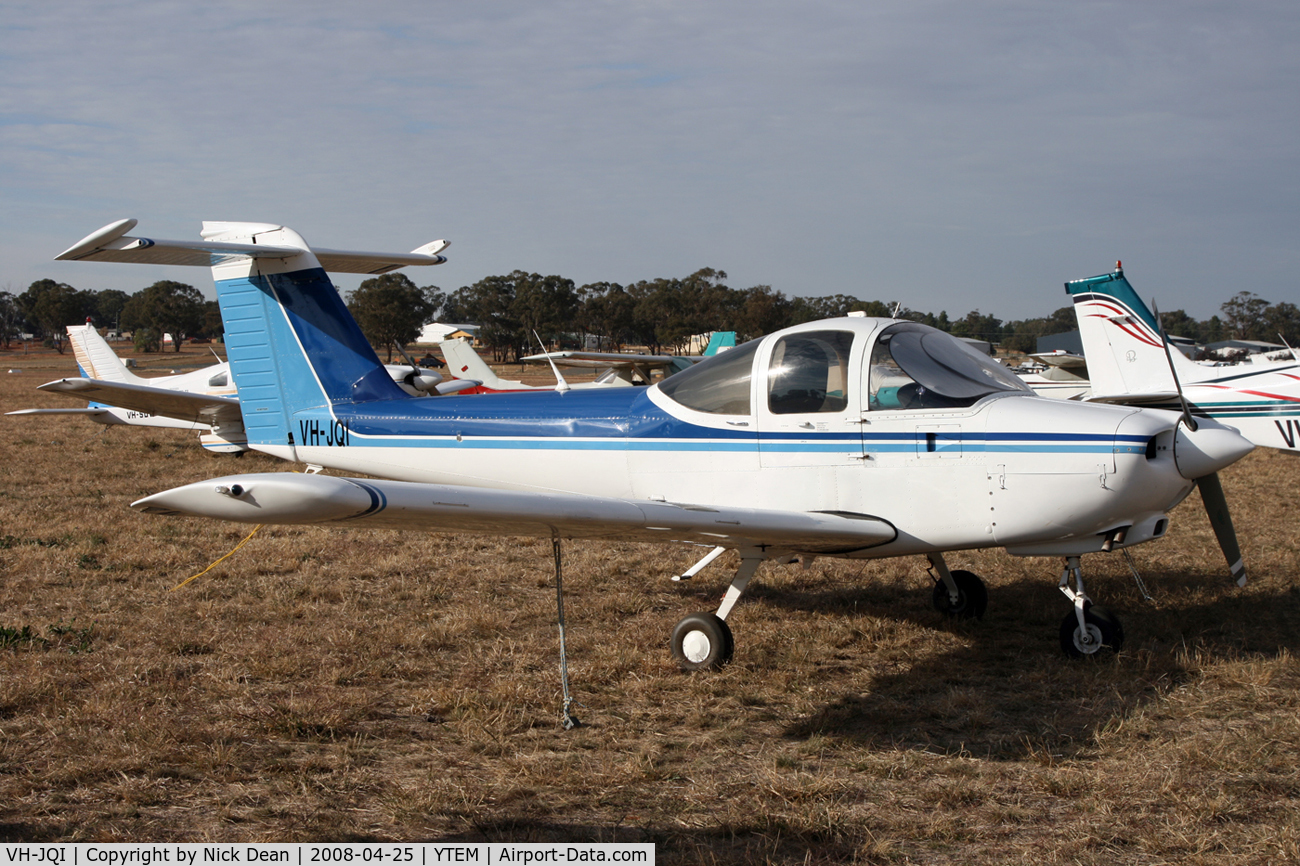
[440,338,519,390]
[206,223,407,460]
[1066,266,1205,398]
[67,322,146,385]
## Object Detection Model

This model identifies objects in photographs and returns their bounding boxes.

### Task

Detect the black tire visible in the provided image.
[931,569,988,620]
[1059,603,1124,658]
[670,613,734,671]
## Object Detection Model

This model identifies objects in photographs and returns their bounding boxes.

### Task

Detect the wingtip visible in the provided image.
[55,218,138,261]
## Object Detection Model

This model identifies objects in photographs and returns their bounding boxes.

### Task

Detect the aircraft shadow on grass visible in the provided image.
[769,569,1300,759]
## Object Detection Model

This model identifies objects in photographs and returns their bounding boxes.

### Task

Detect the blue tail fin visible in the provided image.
[209,224,407,457]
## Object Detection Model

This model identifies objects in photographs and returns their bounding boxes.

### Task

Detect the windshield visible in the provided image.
[657,338,761,415]
[868,323,1030,410]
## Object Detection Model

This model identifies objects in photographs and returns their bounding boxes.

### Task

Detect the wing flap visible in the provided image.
[132,473,897,554]
[38,378,241,424]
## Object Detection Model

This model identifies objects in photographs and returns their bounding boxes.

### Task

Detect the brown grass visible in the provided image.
[1,346,1299,863]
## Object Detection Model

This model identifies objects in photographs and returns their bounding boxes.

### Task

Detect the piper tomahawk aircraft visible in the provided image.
[1068,263,1300,454]
[60,220,1255,666]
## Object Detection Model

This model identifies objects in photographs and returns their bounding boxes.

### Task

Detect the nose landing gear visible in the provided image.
[1058,555,1124,657]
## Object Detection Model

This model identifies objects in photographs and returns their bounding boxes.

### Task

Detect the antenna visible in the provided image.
[891,301,902,319]
[532,330,570,393]
[1279,332,1299,362]
[1152,298,1196,432]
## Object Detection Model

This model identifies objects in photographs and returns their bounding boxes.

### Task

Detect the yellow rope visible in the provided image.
[170,524,265,592]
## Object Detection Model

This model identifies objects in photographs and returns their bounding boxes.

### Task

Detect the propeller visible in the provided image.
[1153,297,1249,586]
[391,342,444,395]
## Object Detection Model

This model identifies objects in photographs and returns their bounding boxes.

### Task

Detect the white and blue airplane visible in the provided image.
[59,220,1255,667]
[1068,263,1300,454]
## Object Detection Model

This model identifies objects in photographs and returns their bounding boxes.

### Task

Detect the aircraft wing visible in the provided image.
[1028,351,1088,370]
[132,473,898,555]
[38,377,242,424]
[520,350,680,370]
[55,219,448,274]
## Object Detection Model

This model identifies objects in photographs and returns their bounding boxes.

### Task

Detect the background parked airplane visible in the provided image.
[1068,264,1300,454]
[9,320,474,452]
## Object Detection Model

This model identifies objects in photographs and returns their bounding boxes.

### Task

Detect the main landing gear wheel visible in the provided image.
[671,613,734,671]
[1059,602,1124,658]
[931,569,988,620]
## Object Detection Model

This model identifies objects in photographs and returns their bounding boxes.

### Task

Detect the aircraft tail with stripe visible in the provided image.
[1065,264,1206,400]
[53,218,450,460]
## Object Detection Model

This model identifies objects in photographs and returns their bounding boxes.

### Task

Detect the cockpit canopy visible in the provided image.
[868,322,1030,410]
[657,320,1029,416]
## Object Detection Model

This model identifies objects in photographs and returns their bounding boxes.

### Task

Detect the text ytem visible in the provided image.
[299,418,351,448]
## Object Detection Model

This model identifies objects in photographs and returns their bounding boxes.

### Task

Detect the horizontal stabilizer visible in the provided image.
[1085,391,1180,405]
[6,407,112,417]
[56,219,449,274]
[133,473,898,555]
[38,377,241,424]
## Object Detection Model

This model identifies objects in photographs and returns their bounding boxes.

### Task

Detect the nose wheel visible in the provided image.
[1058,556,1124,658]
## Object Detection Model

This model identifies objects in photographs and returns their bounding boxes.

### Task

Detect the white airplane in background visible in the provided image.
[1068,263,1300,454]
[1015,350,1091,401]
[7,320,248,452]
[57,219,1255,689]
[441,339,693,393]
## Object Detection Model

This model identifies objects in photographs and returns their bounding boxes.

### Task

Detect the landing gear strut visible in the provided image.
[1058,555,1124,658]
[670,551,762,671]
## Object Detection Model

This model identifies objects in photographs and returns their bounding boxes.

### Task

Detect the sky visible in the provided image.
[2,1,1298,322]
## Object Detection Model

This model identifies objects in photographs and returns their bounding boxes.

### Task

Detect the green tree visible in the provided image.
[121,280,205,352]
[1265,301,1300,346]
[346,273,442,362]
[577,282,636,351]
[1220,291,1270,340]
[449,274,521,361]
[16,279,95,353]
[94,289,130,332]
[0,290,23,349]
[513,273,579,350]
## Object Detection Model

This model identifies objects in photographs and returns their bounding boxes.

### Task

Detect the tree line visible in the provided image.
[348,269,1300,362]
[4,270,1297,360]
[0,279,217,352]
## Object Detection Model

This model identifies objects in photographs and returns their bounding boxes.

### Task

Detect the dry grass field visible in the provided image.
[1,345,1298,863]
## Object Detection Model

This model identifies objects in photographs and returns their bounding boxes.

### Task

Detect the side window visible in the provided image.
[657,338,761,415]
[767,331,854,415]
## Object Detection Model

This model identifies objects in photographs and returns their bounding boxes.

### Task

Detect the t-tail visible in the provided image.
[1065,263,1207,399]
[206,223,415,460]
[53,218,451,462]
